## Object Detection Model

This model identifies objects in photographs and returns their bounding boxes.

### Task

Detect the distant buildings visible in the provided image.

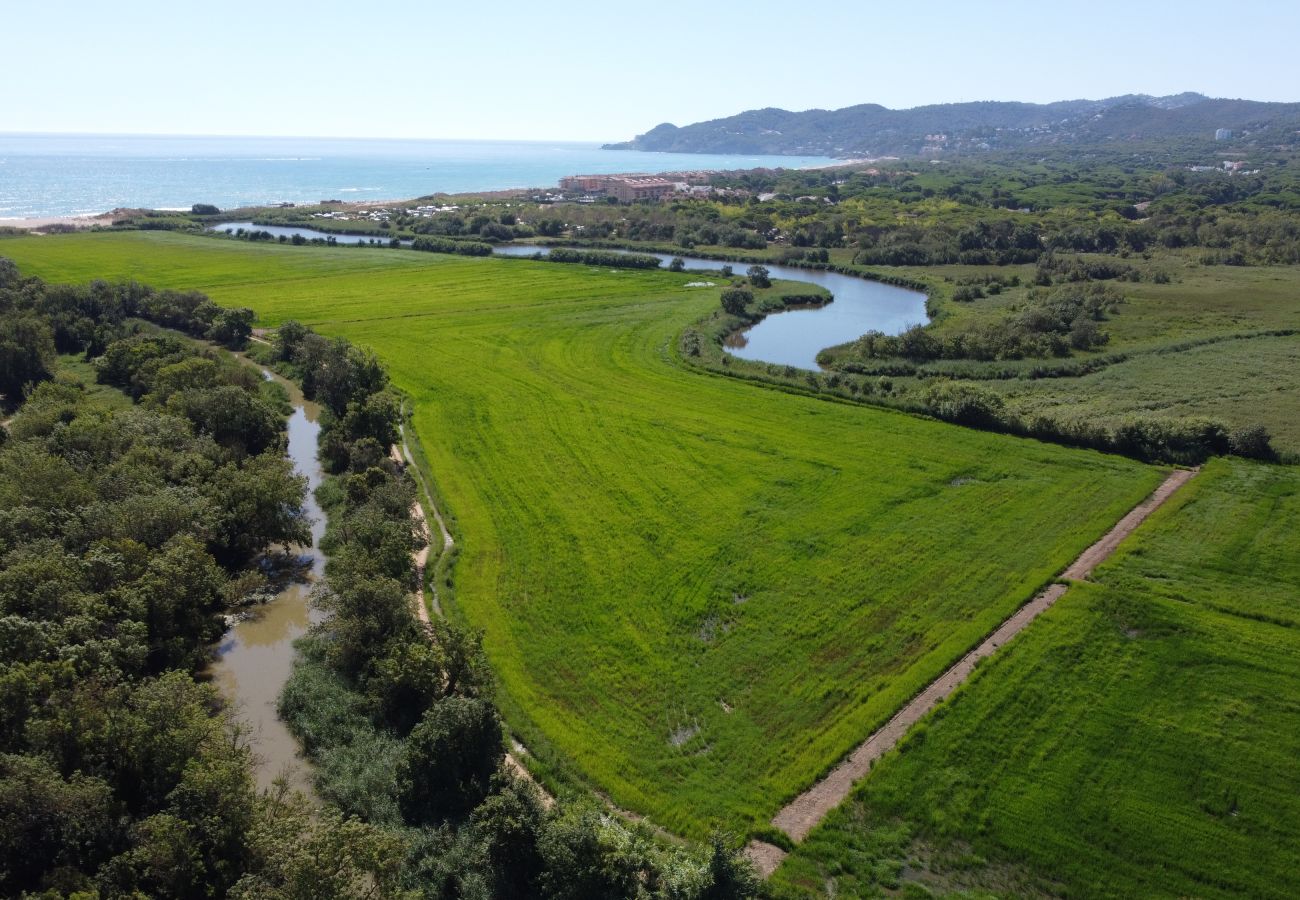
[558,171,716,202]
[1215,128,1234,141]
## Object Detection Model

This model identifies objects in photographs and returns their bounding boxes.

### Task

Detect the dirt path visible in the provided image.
[745,467,1198,877]
[390,430,554,805]
[390,432,451,620]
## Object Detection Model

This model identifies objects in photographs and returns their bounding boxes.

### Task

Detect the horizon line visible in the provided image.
[0,130,623,144]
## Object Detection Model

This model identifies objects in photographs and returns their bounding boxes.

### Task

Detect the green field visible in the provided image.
[772,457,1300,898]
[840,256,1300,454]
[0,231,1163,836]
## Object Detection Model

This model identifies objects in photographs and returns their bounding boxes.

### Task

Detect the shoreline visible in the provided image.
[1,211,120,231]
[1,154,860,229]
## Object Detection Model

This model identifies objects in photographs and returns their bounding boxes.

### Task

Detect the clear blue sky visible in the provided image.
[5,0,1297,141]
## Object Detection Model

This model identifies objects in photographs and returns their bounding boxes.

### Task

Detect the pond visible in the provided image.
[212,221,401,245]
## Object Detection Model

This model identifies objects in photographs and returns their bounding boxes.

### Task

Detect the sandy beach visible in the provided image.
[0,212,118,231]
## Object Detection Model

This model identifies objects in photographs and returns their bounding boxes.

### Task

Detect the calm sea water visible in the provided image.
[0,134,835,218]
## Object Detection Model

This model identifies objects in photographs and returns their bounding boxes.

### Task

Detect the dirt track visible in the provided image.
[745,467,1198,877]
[392,434,554,804]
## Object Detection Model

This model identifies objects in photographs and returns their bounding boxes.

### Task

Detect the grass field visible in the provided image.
[841,255,1300,454]
[772,458,1300,898]
[0,232,1163,836]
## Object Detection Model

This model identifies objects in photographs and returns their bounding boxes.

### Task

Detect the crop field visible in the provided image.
[772,458,1300,898]
[0,231,1163,836]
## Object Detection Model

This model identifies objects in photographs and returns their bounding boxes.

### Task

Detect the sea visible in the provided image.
[0,134,836,219]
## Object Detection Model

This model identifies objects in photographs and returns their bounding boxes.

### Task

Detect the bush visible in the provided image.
[411,237,493,257]
[720,289,753,317]
[920,381,1006,428]
[1228,424,1276,460]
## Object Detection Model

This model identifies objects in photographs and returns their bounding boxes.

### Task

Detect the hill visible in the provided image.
[604,94,1300,157]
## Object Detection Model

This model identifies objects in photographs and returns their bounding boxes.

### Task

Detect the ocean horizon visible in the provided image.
[0,133,836,219]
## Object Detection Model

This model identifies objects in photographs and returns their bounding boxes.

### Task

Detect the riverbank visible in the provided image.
[208,357,327,796]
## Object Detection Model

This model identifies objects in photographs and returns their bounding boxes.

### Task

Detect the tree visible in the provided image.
[207,307,256,349]
[191,204,221,216]
[0,312,57,409]
[0,753,117,895]
[745,265,771,288]
[397,697,503,825]
[720,289,752,317]
[468,778,547,898]
[700,834,760,899]
[233,793,410,900]
[669,257,686,272]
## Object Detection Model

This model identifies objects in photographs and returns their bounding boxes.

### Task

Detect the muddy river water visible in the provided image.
[209,364,326,794]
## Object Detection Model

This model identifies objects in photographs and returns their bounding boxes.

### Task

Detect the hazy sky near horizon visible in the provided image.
[6,0,1297,142]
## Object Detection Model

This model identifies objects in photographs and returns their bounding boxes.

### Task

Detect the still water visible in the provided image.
[206,225,929,370]
[493,245,927,369]
[209,365,326,795]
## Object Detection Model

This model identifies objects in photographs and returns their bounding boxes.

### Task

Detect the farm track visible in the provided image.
[392,430,554,806]
[745,466,1199,877]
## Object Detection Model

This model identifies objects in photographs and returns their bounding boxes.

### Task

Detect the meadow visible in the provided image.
[771,458,1300,898]
[0,231,1163,836]
[829,255,1300,454]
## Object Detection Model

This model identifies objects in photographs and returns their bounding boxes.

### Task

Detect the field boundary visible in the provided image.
[393,427,556,806]
[745,466,1198,877]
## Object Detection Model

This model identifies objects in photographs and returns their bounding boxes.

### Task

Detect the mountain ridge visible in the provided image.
[604,93,1300,157]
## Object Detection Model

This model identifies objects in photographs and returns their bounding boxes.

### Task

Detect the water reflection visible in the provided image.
[209,364,325,796]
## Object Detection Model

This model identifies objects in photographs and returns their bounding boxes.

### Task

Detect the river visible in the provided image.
[492,245,925,370]
[209,363,326,795]
[210,223,928,370]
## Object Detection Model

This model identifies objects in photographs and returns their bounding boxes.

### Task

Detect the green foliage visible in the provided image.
[852,282,1123,363]
[774,459,1300,899]
[720,288,752,316]
[0,311,56,409]
[546,247,663,269]
[0,267,329,894]
[919,380,1006,427]
[398,697,504,824]
[411,236,494,257]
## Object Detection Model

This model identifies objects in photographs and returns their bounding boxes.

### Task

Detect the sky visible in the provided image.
[5,0,1298,142]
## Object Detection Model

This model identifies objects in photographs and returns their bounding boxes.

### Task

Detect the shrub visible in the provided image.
[920,381,1006,428]
[720,289,753,317]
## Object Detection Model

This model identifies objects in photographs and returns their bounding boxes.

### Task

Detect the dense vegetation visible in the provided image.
[0,232,1161,841]
[0,264,412,895]
[772,459,1300,898]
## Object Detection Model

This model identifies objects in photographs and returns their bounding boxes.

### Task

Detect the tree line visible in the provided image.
[0,260,404,895]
